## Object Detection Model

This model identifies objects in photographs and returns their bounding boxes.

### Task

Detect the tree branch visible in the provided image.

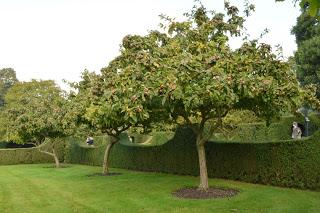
[26,142,37,146]
[182,114,192,126]
[199,113,207,132]
[202,108,229,142]
[38,148,55,157]
[118,124,131,133]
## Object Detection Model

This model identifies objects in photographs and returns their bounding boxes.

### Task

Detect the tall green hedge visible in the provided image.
[0,140,66,165]
[0,142,6,149]
[0,147,52,165]
[66,128,320,190]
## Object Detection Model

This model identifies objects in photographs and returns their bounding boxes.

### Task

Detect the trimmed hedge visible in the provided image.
[0,142,6,149]
[213,113,320,142]
[0,147,52,165]
[64,136,108,165]
[66,127,320,190]
[0,140,65,165]
[64,132,174,164]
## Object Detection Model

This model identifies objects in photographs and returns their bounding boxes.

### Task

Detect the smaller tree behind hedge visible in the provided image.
[2,80,69,167]
[71,70,154,175]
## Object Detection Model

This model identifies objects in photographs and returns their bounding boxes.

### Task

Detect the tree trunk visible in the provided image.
[52,147,60,168]
[196,134,209,191]
[38,147,60,168]
[102,136,118,175]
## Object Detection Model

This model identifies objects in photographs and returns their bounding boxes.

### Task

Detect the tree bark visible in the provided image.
[39,147,60,168]
[52,147,60,168]
[102,136,118,175]
[38,139,60,168]
[196,134,209,191]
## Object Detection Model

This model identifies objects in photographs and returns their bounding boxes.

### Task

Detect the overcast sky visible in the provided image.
[0,0,300,88]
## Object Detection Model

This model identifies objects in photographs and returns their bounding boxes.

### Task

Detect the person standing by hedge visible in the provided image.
[86,136,94,146]
[292,122,302,139]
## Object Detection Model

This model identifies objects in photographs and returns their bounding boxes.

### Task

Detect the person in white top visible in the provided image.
[292,122,302,139]
[86,136,94,145]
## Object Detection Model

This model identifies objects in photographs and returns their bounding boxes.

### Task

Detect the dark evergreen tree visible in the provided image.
[0,68,18,106]
[292,11,320,97]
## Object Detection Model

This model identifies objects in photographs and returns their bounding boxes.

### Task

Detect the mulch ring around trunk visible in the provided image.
[172,187,239,199]
[87,172,122,177]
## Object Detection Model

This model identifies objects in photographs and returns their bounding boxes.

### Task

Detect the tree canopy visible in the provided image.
[299,0,320,18]
[3,80,67,144]
[292,11,320,98]
[72,68,154,174]
[104,2,302,190]
[1,80,68,167]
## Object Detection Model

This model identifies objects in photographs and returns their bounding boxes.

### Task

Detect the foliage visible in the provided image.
[76,70,150,135]
[70,69,156,174]
[222,110,262,129]
[299,0,320,18]
[2,80,68,144]
[292,11,320,45]
[295,36,320,96]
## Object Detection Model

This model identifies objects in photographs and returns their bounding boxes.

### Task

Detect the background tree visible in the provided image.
[292,11,320,98]
[2,80,69,167]
[66,70,99,138]
[110,2,302,191]
[301,0,320,18]
[0,68,18,107]
[277,0,320,19]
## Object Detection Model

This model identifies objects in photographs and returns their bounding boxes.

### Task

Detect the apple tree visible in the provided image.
[108,2,303,190]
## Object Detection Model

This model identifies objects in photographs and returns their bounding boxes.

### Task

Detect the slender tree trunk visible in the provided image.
[196,134,209,191]
[38,139,60,168]
[39,148,60,168]
[52,147,60,168]
[102,136,118,175]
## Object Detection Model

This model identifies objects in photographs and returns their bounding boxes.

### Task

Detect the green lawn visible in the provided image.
[0,164,319,213]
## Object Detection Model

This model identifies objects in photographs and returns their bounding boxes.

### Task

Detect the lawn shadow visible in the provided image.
[42,164,72,169]
[86,172,122,177]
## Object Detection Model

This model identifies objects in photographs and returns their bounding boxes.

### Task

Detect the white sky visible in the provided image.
[0,0,300,88]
